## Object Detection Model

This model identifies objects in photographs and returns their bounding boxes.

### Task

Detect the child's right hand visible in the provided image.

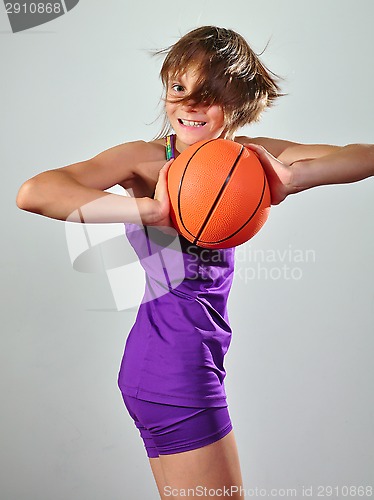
[148,159,177,235]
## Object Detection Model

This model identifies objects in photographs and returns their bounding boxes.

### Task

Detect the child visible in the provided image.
[16,26,373,499]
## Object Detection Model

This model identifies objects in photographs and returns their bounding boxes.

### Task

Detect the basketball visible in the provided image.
[167,138,271,249]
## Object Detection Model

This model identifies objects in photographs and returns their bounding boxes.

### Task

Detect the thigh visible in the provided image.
[122,394,243,497]
[149,457,168,499]
[122,393,233,458]
[159,430,244,498]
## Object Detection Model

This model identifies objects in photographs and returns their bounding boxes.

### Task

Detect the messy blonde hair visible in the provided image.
[152,26,284,140]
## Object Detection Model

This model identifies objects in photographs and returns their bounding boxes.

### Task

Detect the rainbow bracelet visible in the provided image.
[165,134,176,160]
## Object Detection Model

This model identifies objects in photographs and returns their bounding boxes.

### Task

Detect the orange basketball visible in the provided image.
[167,138,271,249]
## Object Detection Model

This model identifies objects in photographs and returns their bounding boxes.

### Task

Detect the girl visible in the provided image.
[16,26,373,499]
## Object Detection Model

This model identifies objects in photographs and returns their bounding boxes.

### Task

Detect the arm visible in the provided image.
[236,135,341,163]
[16,141,171,225]
[242,139,374,205]
[291,143,374,191]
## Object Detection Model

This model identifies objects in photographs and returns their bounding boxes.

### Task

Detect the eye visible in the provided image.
[171,84,185,93]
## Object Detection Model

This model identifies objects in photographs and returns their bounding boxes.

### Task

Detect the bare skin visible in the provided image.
[149,430,244,499]
[16,103,374,499]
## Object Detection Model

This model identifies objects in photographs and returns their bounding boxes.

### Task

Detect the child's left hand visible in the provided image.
[243,143,294,205]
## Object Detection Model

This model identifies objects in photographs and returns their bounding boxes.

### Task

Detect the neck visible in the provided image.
[174,131,231,154]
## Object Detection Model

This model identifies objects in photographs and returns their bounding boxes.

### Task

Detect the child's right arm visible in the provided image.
[16,141,170,226]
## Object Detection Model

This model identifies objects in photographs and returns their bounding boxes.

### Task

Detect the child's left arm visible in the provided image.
[245,142,374,205]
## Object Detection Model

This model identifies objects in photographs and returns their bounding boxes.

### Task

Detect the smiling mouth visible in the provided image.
[178,118,207,127]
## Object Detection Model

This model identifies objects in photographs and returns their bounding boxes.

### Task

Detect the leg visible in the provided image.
[123,396,242,497]
[121,394,168,497]
[158,430,244,498]
[149,457,168,500]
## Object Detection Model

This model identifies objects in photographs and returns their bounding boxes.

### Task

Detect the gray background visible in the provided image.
[1,0,373,499]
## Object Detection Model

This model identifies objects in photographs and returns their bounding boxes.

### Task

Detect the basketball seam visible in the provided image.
[196,171,268,246]
[176,141,269,248]
[177,139,220,238]
[193,145,245,245]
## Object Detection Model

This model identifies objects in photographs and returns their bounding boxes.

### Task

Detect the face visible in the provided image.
[165,68,226,153]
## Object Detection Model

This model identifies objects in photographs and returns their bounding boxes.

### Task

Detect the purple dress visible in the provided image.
[117,135,236,408]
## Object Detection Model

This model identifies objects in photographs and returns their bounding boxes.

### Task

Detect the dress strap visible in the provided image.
[165,134,176,160]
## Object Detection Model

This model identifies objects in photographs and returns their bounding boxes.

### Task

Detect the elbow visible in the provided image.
[16,181,31,210]
[16,179,42,213]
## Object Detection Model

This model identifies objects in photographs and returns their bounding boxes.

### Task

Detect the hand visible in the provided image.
[244,143,294,205]
[149,159,177,235]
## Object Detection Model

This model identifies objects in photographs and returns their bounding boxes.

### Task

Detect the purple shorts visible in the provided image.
[121,393,233,458]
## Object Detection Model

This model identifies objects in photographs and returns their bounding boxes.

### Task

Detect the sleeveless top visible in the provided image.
[117,135,236,407]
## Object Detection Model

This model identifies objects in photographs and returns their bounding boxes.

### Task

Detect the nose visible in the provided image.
[182,98,208,113]
[182,100,199,112]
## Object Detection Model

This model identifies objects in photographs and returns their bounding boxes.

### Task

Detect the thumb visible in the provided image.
[244,143,278,163]
[154,159,174,199]
[160,158,174,172]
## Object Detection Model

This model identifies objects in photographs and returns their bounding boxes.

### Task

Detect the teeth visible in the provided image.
[180,119,206,127]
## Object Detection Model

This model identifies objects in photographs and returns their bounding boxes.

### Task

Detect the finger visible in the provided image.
[158,159,174,178]
[243,143,266,151]
[243,143,265,161]
[163,158,174,169]
[244,143,277,162]
[155,163,173,199]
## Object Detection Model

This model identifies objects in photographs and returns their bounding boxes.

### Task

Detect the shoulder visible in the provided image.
[119,138,166,161]
[234,135,301,159]
[117,138,167,196]
[144,138,168,159]
[234,135,343,164]
[119,138,166,179]
[123,138,167,164]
